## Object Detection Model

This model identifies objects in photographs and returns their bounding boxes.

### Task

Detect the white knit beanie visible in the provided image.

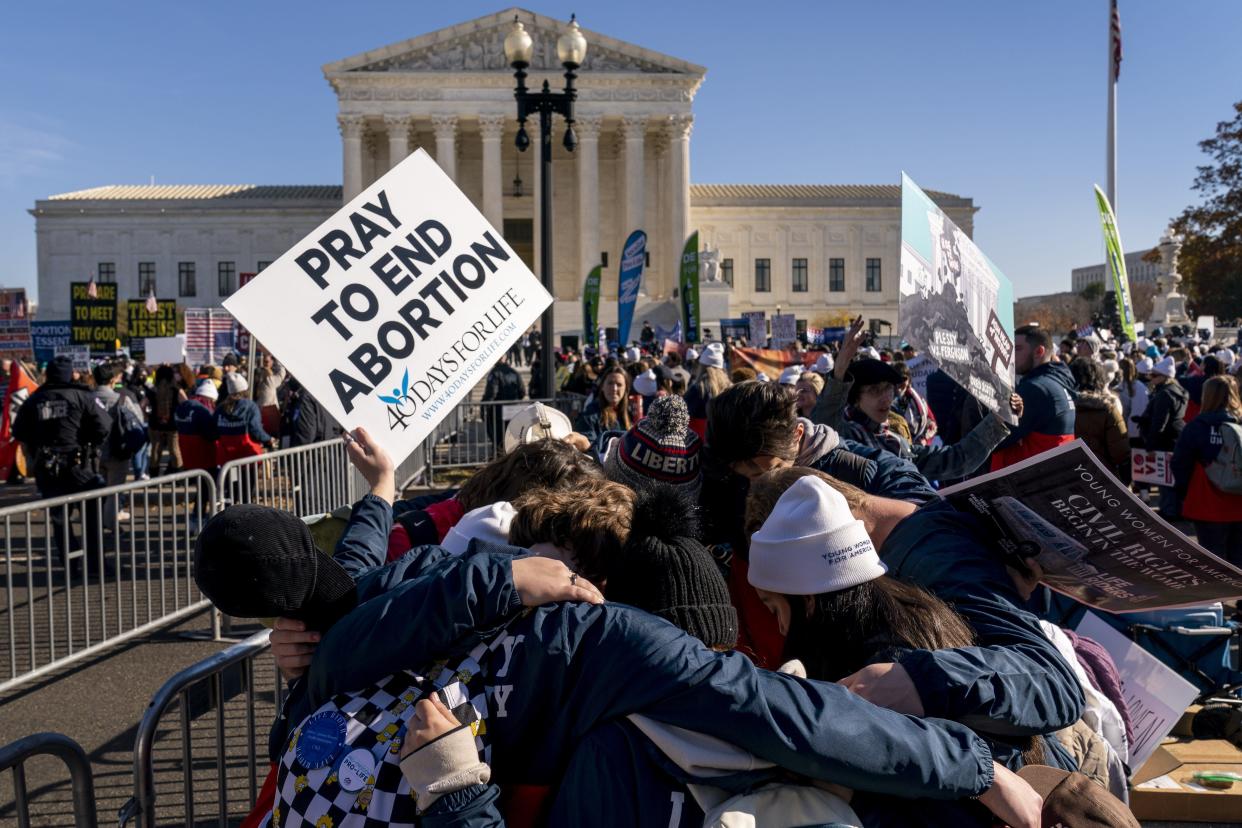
[441,502,516,557]
[634,369,659,396]
[812,353,834,375]
[224,372,248,395]
[1151,355,1175,378]
[778,365,804,386]
[699,342,725,369]
[685,347,699,362]
[625,346,641,363]
[748,476,885,595]
[1215,349,1235,367]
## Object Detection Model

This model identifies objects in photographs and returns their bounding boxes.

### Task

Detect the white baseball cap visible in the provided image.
[502,402,573,452]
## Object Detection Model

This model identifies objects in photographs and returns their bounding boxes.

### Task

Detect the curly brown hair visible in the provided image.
[508,481,636,586]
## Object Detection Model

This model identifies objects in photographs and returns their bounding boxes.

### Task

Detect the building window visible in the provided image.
[865,258,882,292]
[721,258,734,287]
[791,258,808,293]
[829,258,845,292]
[218,261,236,296]
[138,262,157,296]
[257,260,272,272]
[97,262,116,283]
[754,258,771,293]
[178,262,196,297]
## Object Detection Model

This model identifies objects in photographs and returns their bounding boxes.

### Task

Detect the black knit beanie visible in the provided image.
[606,487,738,650]
[193,504,357,631]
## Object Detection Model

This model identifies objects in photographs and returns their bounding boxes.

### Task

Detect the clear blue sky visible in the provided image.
[3,0,1239,302]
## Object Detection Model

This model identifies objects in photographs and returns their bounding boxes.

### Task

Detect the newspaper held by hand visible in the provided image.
[940,441,1242,613]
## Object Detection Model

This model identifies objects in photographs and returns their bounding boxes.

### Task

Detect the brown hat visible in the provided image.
[1017,766,1139,828]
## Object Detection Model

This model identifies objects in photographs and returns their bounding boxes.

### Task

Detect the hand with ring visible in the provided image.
[511,555,603,607]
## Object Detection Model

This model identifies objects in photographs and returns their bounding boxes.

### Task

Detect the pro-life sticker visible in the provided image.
[338,748,376,793]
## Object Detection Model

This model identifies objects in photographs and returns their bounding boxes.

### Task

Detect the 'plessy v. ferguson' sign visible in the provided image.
[224,148,552,464]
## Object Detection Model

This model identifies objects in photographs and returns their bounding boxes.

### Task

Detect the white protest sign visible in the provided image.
[55,345,90,372]
[144,334,186,366]
[1196,315,1215,340]
[1132,449,1174,487]
[224,149,552,465]
[1075,612,1199,770]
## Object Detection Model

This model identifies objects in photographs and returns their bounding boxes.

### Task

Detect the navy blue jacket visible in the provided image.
[268,494,525,763]
[835,439,939,504]
[883,500,1084,737]
[1172,410,1240,500]
[996,361,1076,451]
[173,398,216,439]
[304,502,998,803]
[214,397,271,442]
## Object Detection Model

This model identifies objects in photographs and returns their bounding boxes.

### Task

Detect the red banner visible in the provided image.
[731,347,818,379]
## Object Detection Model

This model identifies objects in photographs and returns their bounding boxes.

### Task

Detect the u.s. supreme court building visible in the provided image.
[33,8,976,341]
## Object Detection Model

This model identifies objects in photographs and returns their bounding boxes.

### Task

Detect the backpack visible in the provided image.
[109,399,148,460]
[1205,422,1242,495]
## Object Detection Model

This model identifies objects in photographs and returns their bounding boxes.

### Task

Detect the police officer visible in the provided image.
[14,355,113,565]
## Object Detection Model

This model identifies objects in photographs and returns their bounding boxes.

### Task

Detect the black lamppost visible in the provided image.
[504,15,587,400]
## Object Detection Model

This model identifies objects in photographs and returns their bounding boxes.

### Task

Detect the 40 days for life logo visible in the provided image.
[377,368,419,430]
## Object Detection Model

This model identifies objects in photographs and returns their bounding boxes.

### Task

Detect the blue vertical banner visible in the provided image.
[617,229,646,346]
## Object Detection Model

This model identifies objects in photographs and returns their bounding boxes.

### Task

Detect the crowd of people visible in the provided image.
[0,350,340,561]
[182,315,1242,827]
[4,311,1240,826]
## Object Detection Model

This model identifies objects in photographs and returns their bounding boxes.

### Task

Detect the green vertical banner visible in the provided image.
[679,231,701,343]
[1093,185,1137,342]
[582,265,602,346]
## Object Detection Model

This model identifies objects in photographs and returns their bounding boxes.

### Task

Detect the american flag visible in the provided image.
[184,308,236,367]
[1111,0,1123,81]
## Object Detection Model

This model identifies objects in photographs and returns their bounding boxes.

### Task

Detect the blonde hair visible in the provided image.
[796,373,824,395]
[1201,376,1242,418]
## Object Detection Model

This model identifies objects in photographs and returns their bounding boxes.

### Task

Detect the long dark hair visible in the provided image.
[783,576,975,682]
[592,367,632,431]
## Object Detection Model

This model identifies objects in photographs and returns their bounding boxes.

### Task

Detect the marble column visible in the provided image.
[576,115,603,295]
[338,114,366,202]
[478,114,507,231]
[621,115,647,256]
[385,115,413,171]
[431,114,458,181]
[665,115,693,299]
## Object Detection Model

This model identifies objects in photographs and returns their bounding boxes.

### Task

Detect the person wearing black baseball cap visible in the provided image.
[815,350,1017,481]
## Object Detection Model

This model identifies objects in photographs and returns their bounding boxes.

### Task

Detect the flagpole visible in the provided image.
[1106,0,1117,210]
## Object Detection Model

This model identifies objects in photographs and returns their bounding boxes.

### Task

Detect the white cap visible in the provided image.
[1151,355,1176,378]
[748,476,885,595]
[1135,356,1154,374]
[194,379,218,400]
[1121,341,1134,354]
[859,346,881,360]
[224,372,248,395]
[685,347,699,362]
[1102,359,1119,380]
[698,342,725,369]
[503,402,573,452]
[812,353,834,374]
[625,347,641,362]
[778,365,804,386]
[634,369,658,397]
[441,502,517,557]
[1215,349,1236,367]
[756,371,770,383]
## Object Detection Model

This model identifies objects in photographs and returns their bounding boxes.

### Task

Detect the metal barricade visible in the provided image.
[0,470,217,693]
[217,439,354,517]
[0,732,98,828]
[118,629,280,828]
[425,394,590,480]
